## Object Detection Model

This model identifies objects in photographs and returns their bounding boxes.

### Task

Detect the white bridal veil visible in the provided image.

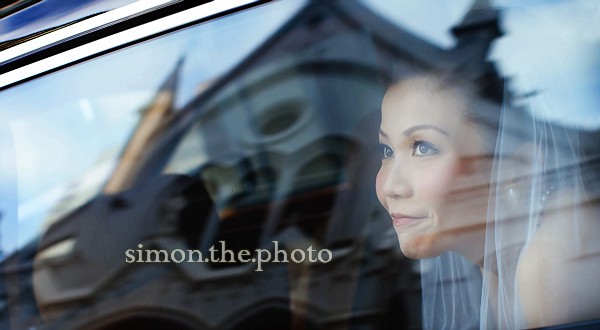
[420,80,599,329]
[419,58,600,330]
[415,0,600,328]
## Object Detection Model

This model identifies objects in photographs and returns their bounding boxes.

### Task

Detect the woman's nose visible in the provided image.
[382,162,413,199]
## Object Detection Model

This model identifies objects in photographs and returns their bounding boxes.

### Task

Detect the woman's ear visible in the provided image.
[512,142,543,171]
[500,143,543,211]
[503,142,544,187]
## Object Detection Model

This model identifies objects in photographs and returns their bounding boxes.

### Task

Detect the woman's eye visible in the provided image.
[380,144,394,159]
[412,140,438,156]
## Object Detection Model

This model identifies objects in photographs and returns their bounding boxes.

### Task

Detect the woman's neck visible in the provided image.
[453,226,487,266]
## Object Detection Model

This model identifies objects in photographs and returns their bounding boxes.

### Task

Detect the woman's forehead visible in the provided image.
[381,81,467,130]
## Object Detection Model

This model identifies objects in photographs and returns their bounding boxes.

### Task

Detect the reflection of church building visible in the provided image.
[2,0,504,329]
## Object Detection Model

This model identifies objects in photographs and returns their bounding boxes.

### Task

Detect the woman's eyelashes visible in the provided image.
[411,140,439,156]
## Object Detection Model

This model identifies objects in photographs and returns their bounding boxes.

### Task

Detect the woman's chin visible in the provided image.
[398,235,442,259]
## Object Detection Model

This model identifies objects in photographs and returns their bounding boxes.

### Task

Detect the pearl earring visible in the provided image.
[503,183,521,208]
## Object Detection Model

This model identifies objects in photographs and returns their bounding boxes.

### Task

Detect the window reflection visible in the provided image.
[0,0,598,329]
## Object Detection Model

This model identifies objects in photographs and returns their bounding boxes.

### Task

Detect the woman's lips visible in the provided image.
[390,213,425,227]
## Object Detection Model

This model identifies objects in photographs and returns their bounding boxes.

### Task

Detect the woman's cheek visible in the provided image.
[418,159,459,200]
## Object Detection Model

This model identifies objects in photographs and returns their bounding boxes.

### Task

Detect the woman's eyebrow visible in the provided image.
[403,125,449,136]
[378,129,389,138]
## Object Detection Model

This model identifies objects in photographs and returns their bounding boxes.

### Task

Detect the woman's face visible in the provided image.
[376,78,491,260]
